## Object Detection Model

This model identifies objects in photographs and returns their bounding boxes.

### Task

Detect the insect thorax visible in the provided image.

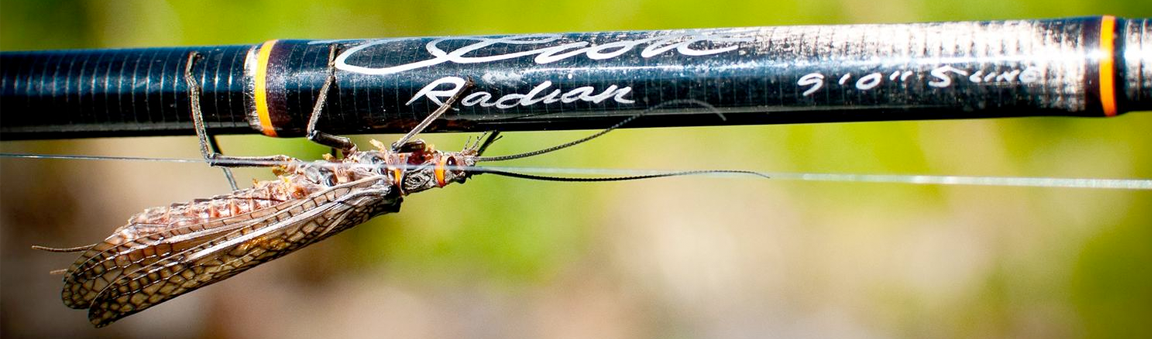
[290,140,478,196]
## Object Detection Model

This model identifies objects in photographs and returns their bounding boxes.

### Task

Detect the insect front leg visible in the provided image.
[302,45,478,156]
[474,130,502,155]
[391,77,475,151]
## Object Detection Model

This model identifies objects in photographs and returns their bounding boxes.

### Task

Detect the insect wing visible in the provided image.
[82,178,394,326]
[61,208,285,309]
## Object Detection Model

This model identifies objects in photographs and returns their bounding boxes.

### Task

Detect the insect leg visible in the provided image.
[303,49,475,154]
[391,77,475,151]
[475,130,502,156]
[304,44,358,157]
[203,134,239,189]
[185,52,293,185]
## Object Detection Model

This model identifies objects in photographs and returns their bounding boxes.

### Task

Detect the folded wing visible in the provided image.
[61,177,396,327]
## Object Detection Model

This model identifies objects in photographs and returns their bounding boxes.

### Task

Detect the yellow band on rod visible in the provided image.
[254,40,279,136]
[1099,16,1117,117]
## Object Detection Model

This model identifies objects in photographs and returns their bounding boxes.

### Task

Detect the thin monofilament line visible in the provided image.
[476,166,1152,189]
[0,153,292,166]
[2,153,1149,189]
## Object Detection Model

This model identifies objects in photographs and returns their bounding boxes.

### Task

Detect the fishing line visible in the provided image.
[3,152,1148,190]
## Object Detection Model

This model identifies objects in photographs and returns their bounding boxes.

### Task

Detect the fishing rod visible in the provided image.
[1,16,1148,140]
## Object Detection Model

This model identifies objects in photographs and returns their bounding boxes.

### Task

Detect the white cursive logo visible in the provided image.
[337,32,752,76]
[409,76,635,109]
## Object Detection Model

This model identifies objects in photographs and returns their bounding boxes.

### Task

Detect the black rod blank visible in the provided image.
[1,16,1148,141]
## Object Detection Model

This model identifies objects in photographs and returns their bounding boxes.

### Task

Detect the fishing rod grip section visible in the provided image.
[258,16,1151,137]
[1,16,1148,140]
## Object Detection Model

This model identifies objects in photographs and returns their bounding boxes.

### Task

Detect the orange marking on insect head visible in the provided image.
[435,155,448,187]
[390,154,407,194]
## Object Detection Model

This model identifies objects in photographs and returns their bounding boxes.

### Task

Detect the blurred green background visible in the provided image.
[2,1,1150,338]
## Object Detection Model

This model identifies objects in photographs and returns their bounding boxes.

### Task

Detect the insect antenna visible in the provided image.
[462,100,761,181]
[477,168,770,182]
[475,100,723,162]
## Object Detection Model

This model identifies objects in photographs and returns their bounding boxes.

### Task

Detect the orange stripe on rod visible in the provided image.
[1099,16,1118,117]
[254,40,279,136]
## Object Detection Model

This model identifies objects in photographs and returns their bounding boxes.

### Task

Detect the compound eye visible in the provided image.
[396,140,427,153]
[447,156,468,175]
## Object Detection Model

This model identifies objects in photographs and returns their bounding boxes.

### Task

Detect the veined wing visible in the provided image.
[60,179,327,309]
[62,182,316,299]
[77,176,395,327]
[61,198,293,309]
